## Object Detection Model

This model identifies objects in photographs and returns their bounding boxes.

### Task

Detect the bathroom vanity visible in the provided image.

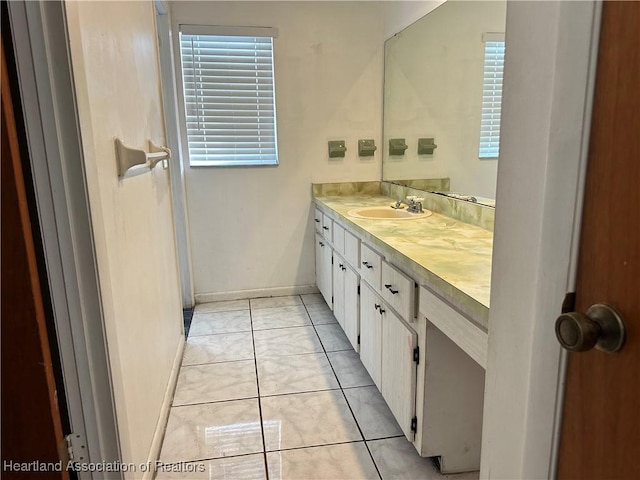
[313,182,492,473]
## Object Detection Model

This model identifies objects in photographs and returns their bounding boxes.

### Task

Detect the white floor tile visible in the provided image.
[344,386,403,440]
[195,299,250,314]
[368,437,479,480]
[250,295,303,310]
[261,390,362,451]
[253,326,323,359]
[315,323,353,352]
[189,310,251,336]
[327,350,375,389]
[173,361,257,406]
[155,454,266,480]
[300,293,325,306]
[252,305,311,331]
[183,332,254,366]
[305,302,338,325]
[257,353,339,396]
[160,399,263,463]
[267,443,379,480]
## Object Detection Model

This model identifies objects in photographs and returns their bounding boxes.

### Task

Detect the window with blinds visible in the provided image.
[179,26,278,166]
[479,36,505,159]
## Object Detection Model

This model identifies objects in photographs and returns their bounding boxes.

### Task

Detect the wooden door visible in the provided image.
[557,2,639,478]
[1,37,68,479]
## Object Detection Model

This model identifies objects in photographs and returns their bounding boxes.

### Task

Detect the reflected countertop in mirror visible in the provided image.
[383,0,506,205]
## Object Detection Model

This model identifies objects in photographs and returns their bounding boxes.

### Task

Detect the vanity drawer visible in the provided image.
[322,214,333,243]
[314,208,323,233]
[333,222,345,256]
[344,230,360,269]
[381,261,416,321]
[360,243,382,291]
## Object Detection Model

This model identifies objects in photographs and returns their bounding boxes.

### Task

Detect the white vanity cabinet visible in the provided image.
[359,282,383,387]
[315,233,333,308]
[381,307,418,440]
[332,253,346,329]
[314,200,488,474]
[333,252,360,351]
[413,286,486,473]
[360,279,418,440]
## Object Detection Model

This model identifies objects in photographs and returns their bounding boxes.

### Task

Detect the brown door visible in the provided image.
[1,37,69,479]
[557,1,640,479]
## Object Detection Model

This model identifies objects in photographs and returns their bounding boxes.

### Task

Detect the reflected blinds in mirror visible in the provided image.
[479,39,505,159]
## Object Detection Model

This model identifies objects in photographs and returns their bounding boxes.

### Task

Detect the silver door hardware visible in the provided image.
[555,303,626,353]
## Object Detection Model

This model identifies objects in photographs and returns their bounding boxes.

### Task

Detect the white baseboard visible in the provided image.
[142,334,185,480]
[194,284,319,304]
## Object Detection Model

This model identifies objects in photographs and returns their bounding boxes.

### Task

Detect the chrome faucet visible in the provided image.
[393,196,424,213]
[406,196,424,213]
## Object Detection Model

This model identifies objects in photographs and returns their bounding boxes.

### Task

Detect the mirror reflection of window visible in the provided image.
[479,34,505,159]
[382,1,507,203]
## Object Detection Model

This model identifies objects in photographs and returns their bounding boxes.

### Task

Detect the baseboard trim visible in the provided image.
[195,284,319,304]
[143,334,185,480]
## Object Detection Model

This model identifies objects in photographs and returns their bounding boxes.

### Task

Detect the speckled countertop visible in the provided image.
[314,194,493,330]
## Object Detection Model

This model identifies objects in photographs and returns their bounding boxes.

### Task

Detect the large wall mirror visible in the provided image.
[383,0,506,207]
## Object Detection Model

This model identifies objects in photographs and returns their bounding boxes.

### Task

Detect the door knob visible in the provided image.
[555,304,625,353]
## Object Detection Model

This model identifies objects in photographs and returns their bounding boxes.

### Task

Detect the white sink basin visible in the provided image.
[347,206,432,220]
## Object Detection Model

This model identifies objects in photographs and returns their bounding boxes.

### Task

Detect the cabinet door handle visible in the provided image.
[379,307,386,314]
[374,303,380,310]
[319,242,324,247]
[339,263,344,269]
[385,284,399,295]
[362,261,373,269]
[341,266,347,271]
[315,219,320,223]
[323,226,329,230]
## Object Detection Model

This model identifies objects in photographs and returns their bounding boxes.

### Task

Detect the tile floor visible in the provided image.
[157,294,480,480]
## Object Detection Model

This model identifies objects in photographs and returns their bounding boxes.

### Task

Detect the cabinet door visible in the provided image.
[316,233,332,308]
[343,266,360,352]
[381,309,418,440]
[333,253,346,329]
[359,282,382,388]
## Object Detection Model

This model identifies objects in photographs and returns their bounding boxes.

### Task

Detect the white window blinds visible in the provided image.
[479,38,505,159]
[179,26,278,166]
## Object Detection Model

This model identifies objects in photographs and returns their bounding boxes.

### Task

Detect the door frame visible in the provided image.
[154,0,195,308]
[6,1,121,477]
[481,1,602,478]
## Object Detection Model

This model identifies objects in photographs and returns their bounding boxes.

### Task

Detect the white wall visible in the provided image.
[65,1,184,473]
[382,0,444,39]
[481,1,599,478]
[171,1,386,299]
[383,0,506,199]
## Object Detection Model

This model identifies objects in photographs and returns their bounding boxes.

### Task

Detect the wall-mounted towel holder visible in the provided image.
[358,139,377,157]
[328,140,347,158]
[389,138,409,156]
[115,138,171,178]
[418,137,438,155]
